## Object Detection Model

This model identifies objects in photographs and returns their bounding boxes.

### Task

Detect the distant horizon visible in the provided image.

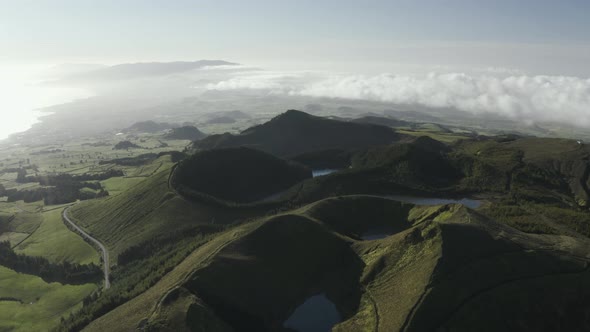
[3,56,590,142]
[2,1,590,74]
[1,0,590,139]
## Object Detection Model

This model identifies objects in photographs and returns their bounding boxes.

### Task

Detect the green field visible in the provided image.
[396,128,468,143]
[70,166,269,259]
[4,110,590,331]
[0,232,29,247]
[78,195,590,332]
[14,208,99,265]
[100,176,147,196]
[0,266,97,332]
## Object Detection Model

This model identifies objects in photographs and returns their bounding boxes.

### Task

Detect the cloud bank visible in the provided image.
[207,70,590,127]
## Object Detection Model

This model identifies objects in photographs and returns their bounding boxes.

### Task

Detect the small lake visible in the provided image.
[361,226,396,240]
[312,169,339,177]
[362,233,390,240]
[384,195,482,209]
[283,294,341,332]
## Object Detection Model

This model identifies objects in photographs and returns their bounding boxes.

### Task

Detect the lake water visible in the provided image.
[362,227,394,240]
[283,294,341,332]
[384,195,482,209]
[312,169,338,177]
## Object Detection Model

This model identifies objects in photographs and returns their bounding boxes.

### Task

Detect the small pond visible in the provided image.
[312,169,339,177]
[283,293,341,332]
[361,226,396,240]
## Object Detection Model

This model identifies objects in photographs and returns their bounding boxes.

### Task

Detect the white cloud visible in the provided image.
[205,70,315,94]
[206,70,590,127]
[297,73,590,125]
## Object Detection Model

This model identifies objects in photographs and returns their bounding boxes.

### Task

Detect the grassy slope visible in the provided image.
[79,195,590,332]
[195,110,400,158]
[339,205,590,331]
[396,129,468,143]
[83,224,261,332]
[0,232,29,247]
[172,147,311,203]
[81,197,423,331]
[0,202,44,248]
[182,214,363,330]
[0,266,96,332]
[69,162,270,260]
[100,176,146,196]
[14,208,99,265]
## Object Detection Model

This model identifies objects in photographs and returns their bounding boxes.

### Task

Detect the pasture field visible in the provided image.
[0,265,97,332]
[14,208,99,265]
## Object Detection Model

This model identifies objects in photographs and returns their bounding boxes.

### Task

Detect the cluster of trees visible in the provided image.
[5,185,109,205]
[0,164,38,175]
[99,151,186,166]
[30,148,64,155]
[16,169,123,184]
[0,241,102,284]
[1,169,119,204]
[113,140,141,150]
[99,153,159,166]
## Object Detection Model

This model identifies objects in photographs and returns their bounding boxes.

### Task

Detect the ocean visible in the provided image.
[0,65,91,140]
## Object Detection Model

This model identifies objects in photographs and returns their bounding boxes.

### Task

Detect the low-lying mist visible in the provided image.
[207,69,590,128]
[3,60,590,143]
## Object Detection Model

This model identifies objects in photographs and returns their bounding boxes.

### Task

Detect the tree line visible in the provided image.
[0,169,122,204]
[0,241,102,284]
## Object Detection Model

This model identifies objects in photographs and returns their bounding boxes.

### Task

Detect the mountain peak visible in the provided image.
[274,109,313,121]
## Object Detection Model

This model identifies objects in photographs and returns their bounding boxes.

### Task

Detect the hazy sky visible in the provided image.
[1,0,590,140]
[1,0,589,74]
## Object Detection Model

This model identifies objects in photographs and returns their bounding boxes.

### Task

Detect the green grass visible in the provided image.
[100,176,147,196]
[478,202,559,235]
[81,196,421,331]
[126,160,165,177]
[14,209,99,265]
[82,224,259,332]
[70,167,269,260]
[0,232,29,247]
[0,265,97,332]
[396,129,468,143]
[506,137,580,162]
[58,194,590,332]
[10,212,43,234]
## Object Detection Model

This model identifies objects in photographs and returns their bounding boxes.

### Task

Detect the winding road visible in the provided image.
[62,206,110,289]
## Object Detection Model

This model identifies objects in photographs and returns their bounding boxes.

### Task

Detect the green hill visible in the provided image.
[286,136,590,209]
[290,149,352,169]
[164,126,207,141]
[352,136,460,189]
[171,147,311,204]
[42,129,590,331]
[351,115,411,128]
[125,121,173,133]
[113,140,141,150]
[68,158,272,260]
[78,196,590,332]
[194,110,401,157]
[205,116,236,124]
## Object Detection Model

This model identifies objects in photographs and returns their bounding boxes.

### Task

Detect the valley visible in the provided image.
[2,2,589,331]
[2,110,590,331]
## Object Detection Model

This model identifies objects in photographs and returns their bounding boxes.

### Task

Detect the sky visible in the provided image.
[1,0,589,74]
[0,0,590,139]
